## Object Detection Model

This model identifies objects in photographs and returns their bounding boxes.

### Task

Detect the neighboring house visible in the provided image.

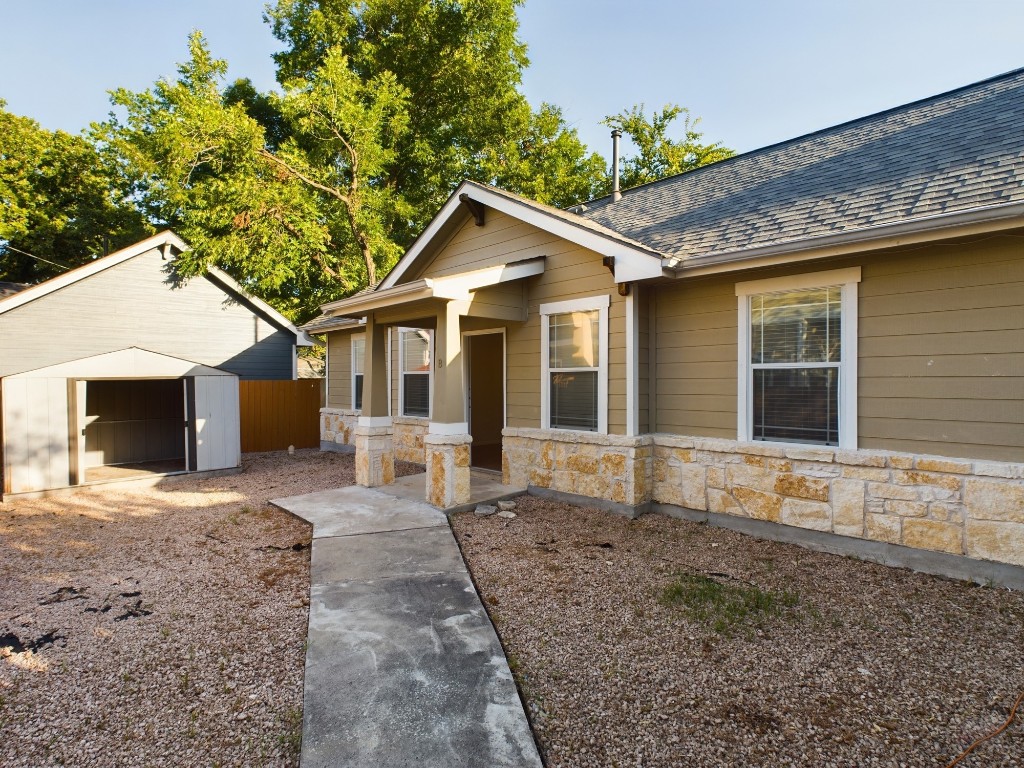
[0,231,315,497]
[306,69,1024,577]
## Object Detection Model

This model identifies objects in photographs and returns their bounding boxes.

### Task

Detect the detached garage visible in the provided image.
[0,232,313,497]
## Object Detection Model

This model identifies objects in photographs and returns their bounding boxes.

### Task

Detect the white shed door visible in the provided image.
[2,377,71,493]
[192,375,241,472]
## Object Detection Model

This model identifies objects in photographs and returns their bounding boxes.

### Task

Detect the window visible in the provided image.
[736,268,860,449]
[540,295,609,433]
[400,329,431,417]
[351,334,365,410]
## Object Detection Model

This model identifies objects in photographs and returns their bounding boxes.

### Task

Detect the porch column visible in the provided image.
[354,312,394,487]
[425,300,472,507]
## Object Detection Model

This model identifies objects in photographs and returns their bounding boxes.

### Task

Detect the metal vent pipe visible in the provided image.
[611,129,622,202]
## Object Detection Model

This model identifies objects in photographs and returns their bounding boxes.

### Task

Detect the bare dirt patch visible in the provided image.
[0,449,421,768]
[453,496,1024,767]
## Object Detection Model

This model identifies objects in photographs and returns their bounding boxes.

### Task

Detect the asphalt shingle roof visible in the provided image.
[580,68,1024,263]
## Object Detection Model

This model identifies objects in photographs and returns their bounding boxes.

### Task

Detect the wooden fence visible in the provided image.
[239,380,323,453]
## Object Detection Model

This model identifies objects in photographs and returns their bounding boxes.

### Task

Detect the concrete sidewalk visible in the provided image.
[272,484,542,768]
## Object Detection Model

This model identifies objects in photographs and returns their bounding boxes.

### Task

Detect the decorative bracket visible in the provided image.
[459,194,486,227]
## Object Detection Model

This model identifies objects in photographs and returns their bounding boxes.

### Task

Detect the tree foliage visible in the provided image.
[0,101,151,283]
[604,104,734,190]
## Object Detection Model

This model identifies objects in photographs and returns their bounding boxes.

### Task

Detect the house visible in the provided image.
[306,69,1024,579]
[0,231,315,497]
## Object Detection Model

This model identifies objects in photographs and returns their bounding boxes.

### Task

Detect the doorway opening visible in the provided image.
[80,379,187,483]
[466,331,504,471]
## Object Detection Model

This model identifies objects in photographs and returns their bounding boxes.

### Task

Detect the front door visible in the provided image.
[466,332,504,471]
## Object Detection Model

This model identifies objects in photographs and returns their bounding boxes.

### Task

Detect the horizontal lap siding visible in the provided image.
[416,213,625,434]
[858,235,1024,461]
[652,233,1024,462]
[326,330,356,409]
[0,249,293,380]
[654,279,738,437]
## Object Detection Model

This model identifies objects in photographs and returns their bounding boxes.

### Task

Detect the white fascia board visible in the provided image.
[0,230,189,316]
[320,280,433,316]
[380,181,663,289]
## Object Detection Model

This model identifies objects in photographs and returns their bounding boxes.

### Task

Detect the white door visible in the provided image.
[191,375,241,472]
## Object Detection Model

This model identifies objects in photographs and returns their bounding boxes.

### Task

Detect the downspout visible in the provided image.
[611,129,622,203]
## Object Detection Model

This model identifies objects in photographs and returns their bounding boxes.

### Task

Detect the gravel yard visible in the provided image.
[0,450,418,768]
[453,496,1024,768]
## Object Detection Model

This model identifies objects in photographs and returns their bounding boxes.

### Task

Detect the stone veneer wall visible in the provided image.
[502,428,652,508]
[393,417,429,464]
[501,428,1024,568]
[320,407,358,446]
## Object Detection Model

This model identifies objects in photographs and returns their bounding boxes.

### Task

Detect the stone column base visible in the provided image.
[355,425,395,488]
[425,433,472,508]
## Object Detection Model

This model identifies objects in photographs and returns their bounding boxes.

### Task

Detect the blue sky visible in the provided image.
[2,1,1022,160]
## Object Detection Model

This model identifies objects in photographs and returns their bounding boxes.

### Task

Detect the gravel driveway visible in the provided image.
[0,450,418,768]
[453,496,1024,768]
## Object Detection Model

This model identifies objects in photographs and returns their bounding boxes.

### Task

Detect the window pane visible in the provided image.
[402,331,430,373]
[352,337,365,375]
[751,287,841,364]
[403,373,430,417]
[549,310,599,369]
[752,368,839,445]
[550,371,597,431]
[354,374,363,410]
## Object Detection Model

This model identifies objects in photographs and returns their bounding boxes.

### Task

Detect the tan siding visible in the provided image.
[652,233,1024,462]
[637,285,651,433]
[654,277,738,438]
[325,330,357,409]
[857,235,1024,461]
[411,212,626,434]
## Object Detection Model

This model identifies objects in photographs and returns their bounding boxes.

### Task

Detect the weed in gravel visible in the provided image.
[661,573,799,635]
[277,706,303,755]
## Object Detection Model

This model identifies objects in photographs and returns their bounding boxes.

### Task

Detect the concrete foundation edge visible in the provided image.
[320,440,355,454]
[528,484,651,519]
[652,502,1024,590]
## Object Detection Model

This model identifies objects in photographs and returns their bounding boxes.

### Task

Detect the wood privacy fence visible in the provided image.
[239,380,323,453]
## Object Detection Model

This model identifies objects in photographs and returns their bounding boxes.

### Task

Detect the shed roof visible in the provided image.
[579,67,1024,265]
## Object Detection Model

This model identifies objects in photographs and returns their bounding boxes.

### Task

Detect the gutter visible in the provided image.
[665,200,1024,277]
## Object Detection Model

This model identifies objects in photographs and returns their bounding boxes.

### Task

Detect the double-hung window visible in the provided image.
[540,295,609,433]
[400,329,431,418]
[736,268,860,449]
[351,334,365,411]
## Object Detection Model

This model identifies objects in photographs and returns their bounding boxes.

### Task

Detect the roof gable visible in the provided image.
[5,347,235,379]
[0,231,314,346]
[379,181,666,289]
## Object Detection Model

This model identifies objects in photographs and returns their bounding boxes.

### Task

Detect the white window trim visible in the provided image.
[735,267,860,450]
[351,333,365,412]
[398,327,433,419]
[539,294,610,434]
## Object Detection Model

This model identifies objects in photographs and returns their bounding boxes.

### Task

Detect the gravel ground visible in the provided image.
[453,496,1024,768]
[0,449,420,768]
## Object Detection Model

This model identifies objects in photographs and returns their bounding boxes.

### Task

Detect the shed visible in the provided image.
[0,231,314,496]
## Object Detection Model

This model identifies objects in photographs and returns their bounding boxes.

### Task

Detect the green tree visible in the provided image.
[267,0,604,234]
[0,101,151,283]
[100,34,409,314]
[603,104,734,189]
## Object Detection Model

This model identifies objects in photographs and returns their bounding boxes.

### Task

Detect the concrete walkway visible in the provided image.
[272,482,542,768]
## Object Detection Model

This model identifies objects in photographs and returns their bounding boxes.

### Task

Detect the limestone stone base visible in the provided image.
[321,408,358,447]
[500,427,1024,568]
[425,433,472,508]
[502,428,651,509]
[393,417,429,464]
[354,425,395,488]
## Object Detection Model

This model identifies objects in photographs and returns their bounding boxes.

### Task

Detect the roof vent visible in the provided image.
[611,129,622,203]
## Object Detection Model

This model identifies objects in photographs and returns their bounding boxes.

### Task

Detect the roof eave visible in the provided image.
[664,201,1024,277]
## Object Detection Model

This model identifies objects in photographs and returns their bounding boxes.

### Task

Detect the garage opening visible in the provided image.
[82,379,187,483]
